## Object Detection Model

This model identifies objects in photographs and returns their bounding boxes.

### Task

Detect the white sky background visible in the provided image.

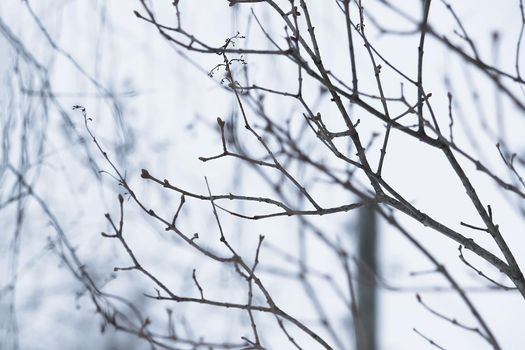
[0,0,524,349]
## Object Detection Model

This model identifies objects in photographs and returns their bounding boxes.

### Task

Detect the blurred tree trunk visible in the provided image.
[357,205,378,350]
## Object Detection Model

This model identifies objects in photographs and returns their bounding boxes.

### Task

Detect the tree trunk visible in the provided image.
[357,205,378,350]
